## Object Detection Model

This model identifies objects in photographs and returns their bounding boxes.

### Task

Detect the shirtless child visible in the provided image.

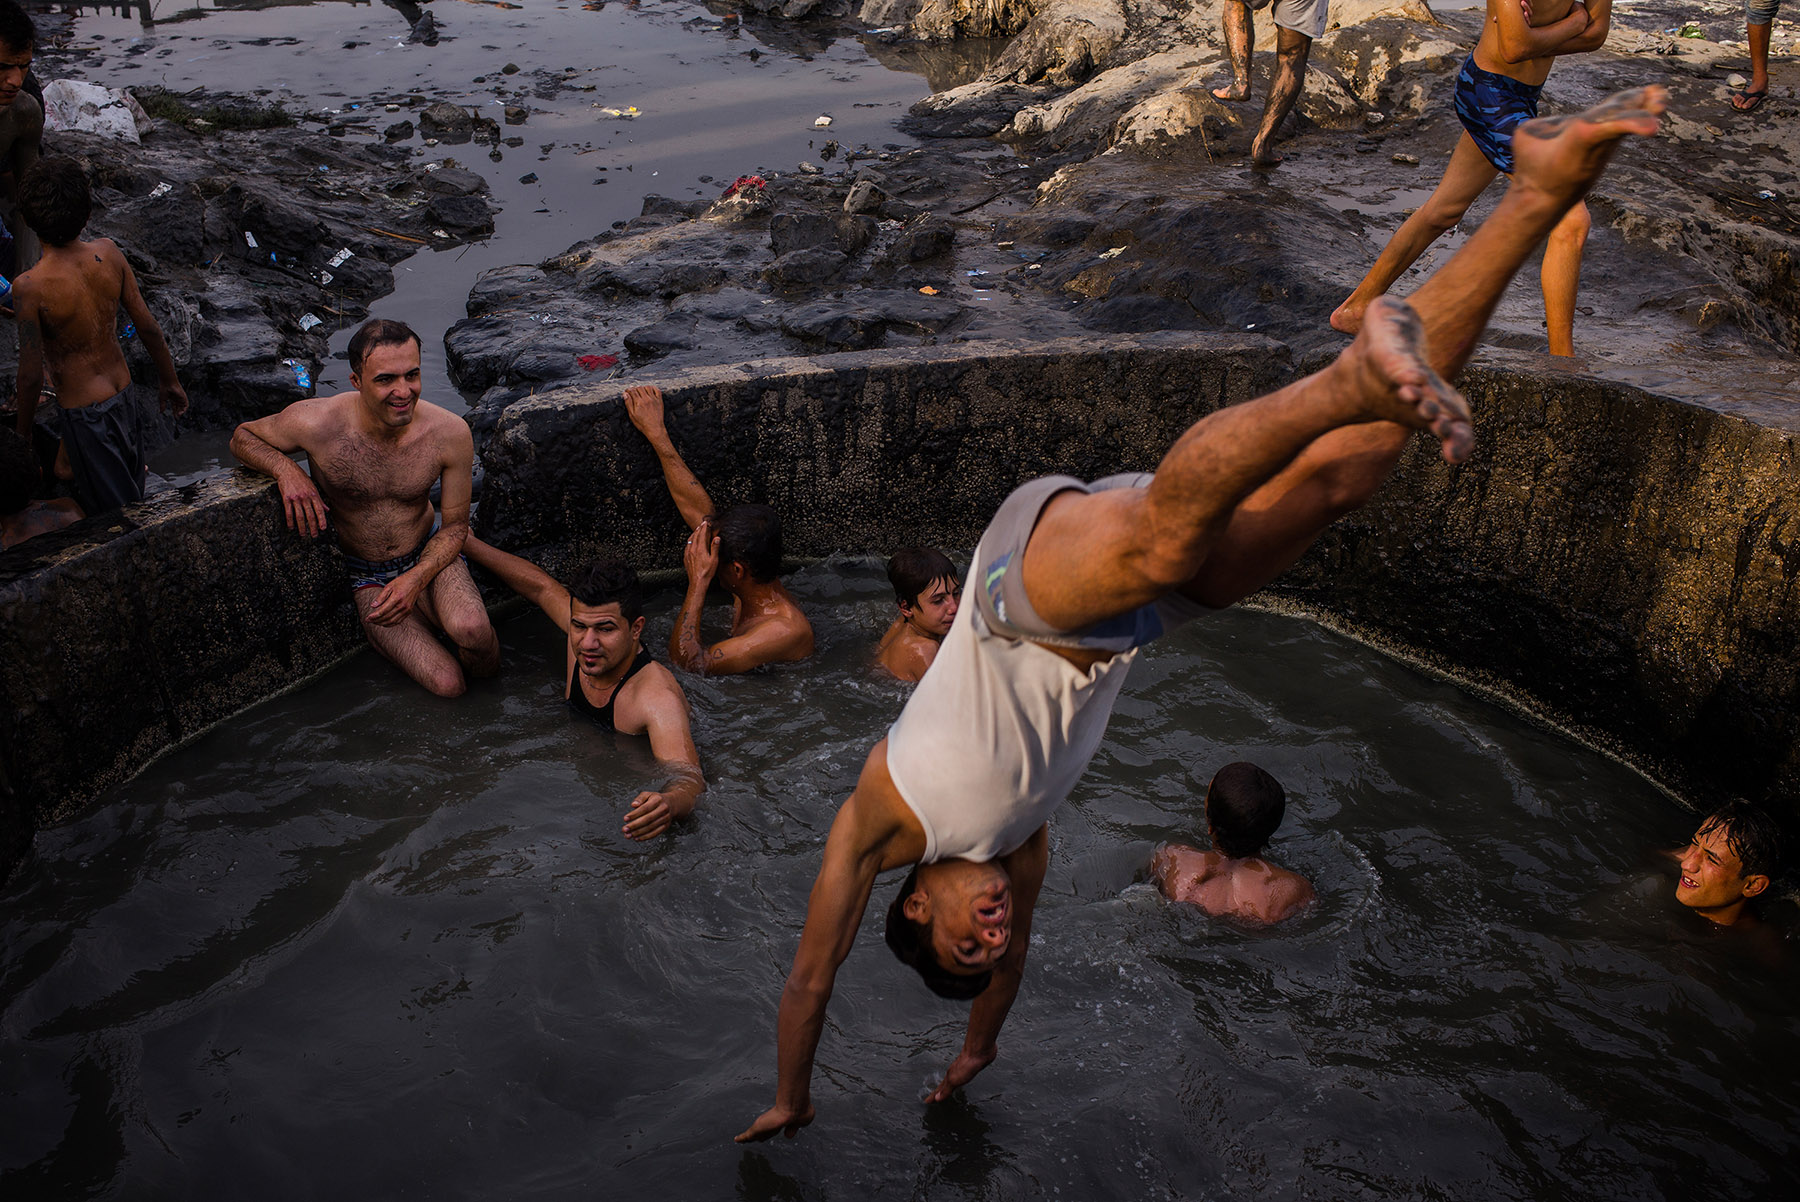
[464,536,705,839]
[877,547,962,683]
[738,88,1665,1142]
[1152,762,1313,924]
[622,384,813,675]
[10,157,187,512]
[1331,0,1612,357]
[1673,800,1787,930]
[230,318,499,698]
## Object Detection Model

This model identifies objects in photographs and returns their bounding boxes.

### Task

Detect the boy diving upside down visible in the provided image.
[738,88,1666,1143]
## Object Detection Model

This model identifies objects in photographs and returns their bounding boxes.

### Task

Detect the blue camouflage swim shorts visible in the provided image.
[1454,55,1543,175]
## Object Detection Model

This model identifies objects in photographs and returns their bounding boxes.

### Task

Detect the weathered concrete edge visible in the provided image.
[5,332,1797,879]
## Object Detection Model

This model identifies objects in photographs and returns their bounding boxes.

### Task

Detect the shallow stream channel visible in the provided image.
[37,0,985,481]
[2,561,1796,1198]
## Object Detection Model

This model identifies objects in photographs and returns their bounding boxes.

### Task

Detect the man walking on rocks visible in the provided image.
[1211,0,1330,167]
[231,318,499,697]
[738,87,1667,1142]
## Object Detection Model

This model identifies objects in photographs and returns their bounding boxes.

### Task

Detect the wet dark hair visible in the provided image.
[887,546,959,609]
[18,157,89,246]
[714,503,782,583]
[0,2,35,56]
[1698,800,1788,885]
[1206,761,1287,859]
[0,426,37,514]
[347,318,423,375]
[567,556,643,622]
[884,868,992,1002]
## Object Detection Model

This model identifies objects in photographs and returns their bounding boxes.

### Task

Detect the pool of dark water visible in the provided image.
[2,560,1794,1199]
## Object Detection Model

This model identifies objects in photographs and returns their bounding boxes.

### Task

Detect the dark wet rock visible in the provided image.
[638,194,711,221]
[428,194,495,236]
[844,179,885,214]
[384,119,415,141]
[468,265,554,313]
[418,101,475,139]
[422,165,486,196]
[668,287,768,323]
[624,315,704,357]
[766,246,850,288]
[103,191,206,267]
[408,9,440,45]
[770,211,876,257]
[885,215,955,263]
[504,105,529,125]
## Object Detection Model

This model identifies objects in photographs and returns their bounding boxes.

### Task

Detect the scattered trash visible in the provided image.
[432,229,450,239]
[386,104,401,112]
[1392,153,1420,165]
[423,137,440,146]
[519,172,538,184]
[282,358,313,391]
[1758,189,1778,200]
[597,106,640,119]
[966,269,989,277]
[1026,263,1041,272]
[918,285,940,295]
[1246,323,1257,330]
[1679,22,1705,38]
[797,160,823,175]
[814,114,833,127]
[121,322,135,340]
[148,182,172,199]
[327,248,355,268]
[1727,73,1748,89]
[315,270,334,285]
[721,175,766,198]
[1365,111,1386,125]
[298,313,323,331]
[1098,246,1127,260]
[244,231,259,248]
[268,251,278,264]
[996,240,1015,249]
[577,353,619,371]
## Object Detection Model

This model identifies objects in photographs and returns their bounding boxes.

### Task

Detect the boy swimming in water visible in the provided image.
[877,547,962,683]
[1152,762,1313,923]
[1331,0,1612,357]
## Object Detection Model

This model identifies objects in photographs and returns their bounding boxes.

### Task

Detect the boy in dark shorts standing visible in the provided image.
[10,157,187,512]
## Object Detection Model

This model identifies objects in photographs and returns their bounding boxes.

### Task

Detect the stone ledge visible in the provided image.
[5,333,1796,878]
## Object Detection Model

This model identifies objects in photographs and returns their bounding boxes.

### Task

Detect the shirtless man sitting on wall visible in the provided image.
[1152,761,1314,924]
[464,535,705,840]
[877,547,962,683]
[737,88,1666,1142]
[622,384,813,675]
[230,318,499,698]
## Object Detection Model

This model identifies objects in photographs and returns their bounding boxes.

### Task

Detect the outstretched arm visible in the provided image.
[623,384,713,530]
[464,533,573,632]
[927,825,1048,1102]
[230,402,331,538]
[738,750,918,1143]
[621,679,706,840]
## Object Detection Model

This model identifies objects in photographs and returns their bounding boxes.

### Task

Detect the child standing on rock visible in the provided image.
[1331,0,1612,357]
[10,156,187,513]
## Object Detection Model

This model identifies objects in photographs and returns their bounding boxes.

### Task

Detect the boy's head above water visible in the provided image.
[1676,800,1787,928]
[1206,761,1287,859]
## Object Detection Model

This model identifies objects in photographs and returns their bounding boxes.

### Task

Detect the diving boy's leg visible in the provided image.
[1539,200,1591,358]
[1019,297,1466,632]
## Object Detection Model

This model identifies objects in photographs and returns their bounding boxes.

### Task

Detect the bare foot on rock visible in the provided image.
[1212,80,1249,102]
[1512,86,1667,210]
[1329,297,1366,336]
[1250,137,1284,169]
[1342,296,1473,463]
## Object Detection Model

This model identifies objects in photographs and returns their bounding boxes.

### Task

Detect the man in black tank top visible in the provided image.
[464,535,705,840]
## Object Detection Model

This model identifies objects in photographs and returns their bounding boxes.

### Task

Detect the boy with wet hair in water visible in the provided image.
[878,546,962,683]
[1152,761,1314,924]
[463,535,705,840]
[11,156,187,513]
[1673,800,1788,929]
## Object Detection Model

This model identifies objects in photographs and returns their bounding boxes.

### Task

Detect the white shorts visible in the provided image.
[1273,0,1330,40]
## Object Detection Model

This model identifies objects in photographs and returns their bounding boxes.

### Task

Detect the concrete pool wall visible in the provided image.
[5,332,1798,873]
